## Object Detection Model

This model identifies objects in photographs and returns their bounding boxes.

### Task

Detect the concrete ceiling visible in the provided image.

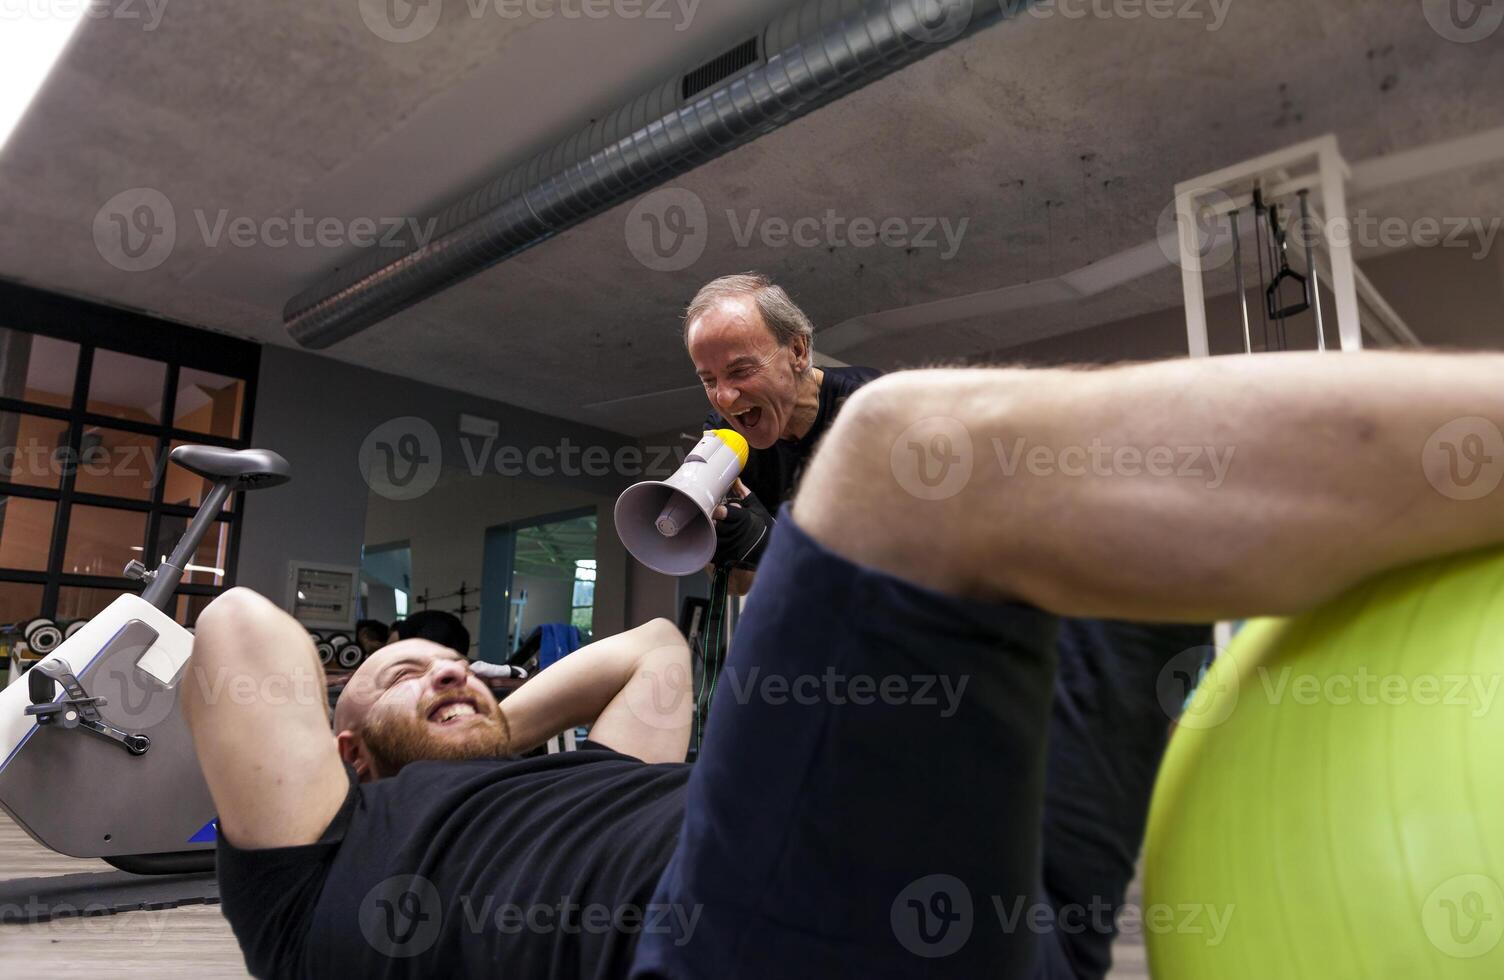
[2,0,1503,436]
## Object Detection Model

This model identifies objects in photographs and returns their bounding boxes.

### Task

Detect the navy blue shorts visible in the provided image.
[632,509,1210,979]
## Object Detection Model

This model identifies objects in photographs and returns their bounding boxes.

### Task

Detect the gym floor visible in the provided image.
[0,812,245,978]
[1,809,1149,978]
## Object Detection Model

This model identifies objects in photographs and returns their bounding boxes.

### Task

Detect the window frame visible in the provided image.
[0,279,261,625]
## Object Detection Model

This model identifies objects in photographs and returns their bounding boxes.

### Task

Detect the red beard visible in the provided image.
[359,693,511,778]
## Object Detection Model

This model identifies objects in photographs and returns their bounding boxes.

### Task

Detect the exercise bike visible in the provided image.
[0,445,289,894]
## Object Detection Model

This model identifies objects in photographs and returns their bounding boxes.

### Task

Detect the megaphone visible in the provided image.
[616,428,749,576]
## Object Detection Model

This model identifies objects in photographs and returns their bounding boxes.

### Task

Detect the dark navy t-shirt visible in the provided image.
[216,745,690,979]
[706,365,882,509]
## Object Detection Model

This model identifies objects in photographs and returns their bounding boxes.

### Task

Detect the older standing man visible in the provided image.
[683,272,881,594]
[680,270,1211,979]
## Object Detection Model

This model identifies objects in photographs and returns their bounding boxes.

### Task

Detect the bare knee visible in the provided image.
[790,371,1003,595]
[791,376,915,552]
[198,587,275,631]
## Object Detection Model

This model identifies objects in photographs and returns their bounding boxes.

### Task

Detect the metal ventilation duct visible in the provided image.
[284,0,1013,349]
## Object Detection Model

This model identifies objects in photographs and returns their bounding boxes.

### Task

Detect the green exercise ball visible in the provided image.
[1144,548,1504,978]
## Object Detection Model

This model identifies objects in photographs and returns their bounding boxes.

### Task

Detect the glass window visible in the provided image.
[62,505,146,578]
[153,513,230,587]
[175,368,244,439]
[72,427,161,501]
[571,558,596,635]
[0,412,69,490]
[87,349,166,424]
[55,586,120,624]
[0,327,250,625]
[0,329,79,409]
[0,581,45,625]
[0,496,56,571]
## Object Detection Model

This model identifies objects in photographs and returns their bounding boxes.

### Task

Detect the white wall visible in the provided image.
[239,345,646,636]
[363,466,627,646]
[512,572,576,635]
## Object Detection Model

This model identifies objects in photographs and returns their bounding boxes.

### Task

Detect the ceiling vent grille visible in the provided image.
[681,37,760,100]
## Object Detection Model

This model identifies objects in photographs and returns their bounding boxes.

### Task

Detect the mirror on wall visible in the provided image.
[363,466,610,663]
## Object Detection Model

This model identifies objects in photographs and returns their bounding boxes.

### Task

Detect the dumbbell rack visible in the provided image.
[2,617,89,685]
[309,629,362,671]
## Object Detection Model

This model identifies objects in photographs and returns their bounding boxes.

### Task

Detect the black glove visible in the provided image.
[711,488,773,570]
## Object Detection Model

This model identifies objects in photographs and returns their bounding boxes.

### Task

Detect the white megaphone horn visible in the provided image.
[615,428,749,576]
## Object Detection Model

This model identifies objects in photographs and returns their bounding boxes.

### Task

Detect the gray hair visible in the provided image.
[683,273,815,358]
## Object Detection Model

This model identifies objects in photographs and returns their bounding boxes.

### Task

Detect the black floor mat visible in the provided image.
[0,870,219,924]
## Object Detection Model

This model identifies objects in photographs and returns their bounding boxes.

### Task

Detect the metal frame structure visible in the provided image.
[1177,125,1504,358]
[1180,126,1504,654]
[1176,135,1366,357]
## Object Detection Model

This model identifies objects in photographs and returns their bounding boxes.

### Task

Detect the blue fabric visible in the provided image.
[537,623,583,671]
[631,508,1060,979]
[630,508,1212,980]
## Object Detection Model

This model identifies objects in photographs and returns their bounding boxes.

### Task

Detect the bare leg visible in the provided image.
[794,353,1504,620]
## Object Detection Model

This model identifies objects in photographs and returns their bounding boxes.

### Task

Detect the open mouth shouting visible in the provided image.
[426,695,484,727]
[729,406,763,432]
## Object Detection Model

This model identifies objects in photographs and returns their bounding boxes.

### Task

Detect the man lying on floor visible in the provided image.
[185,351,1504,980]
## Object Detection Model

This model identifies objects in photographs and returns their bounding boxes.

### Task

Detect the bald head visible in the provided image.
[333,639,469,734]
[332,637,508,782]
